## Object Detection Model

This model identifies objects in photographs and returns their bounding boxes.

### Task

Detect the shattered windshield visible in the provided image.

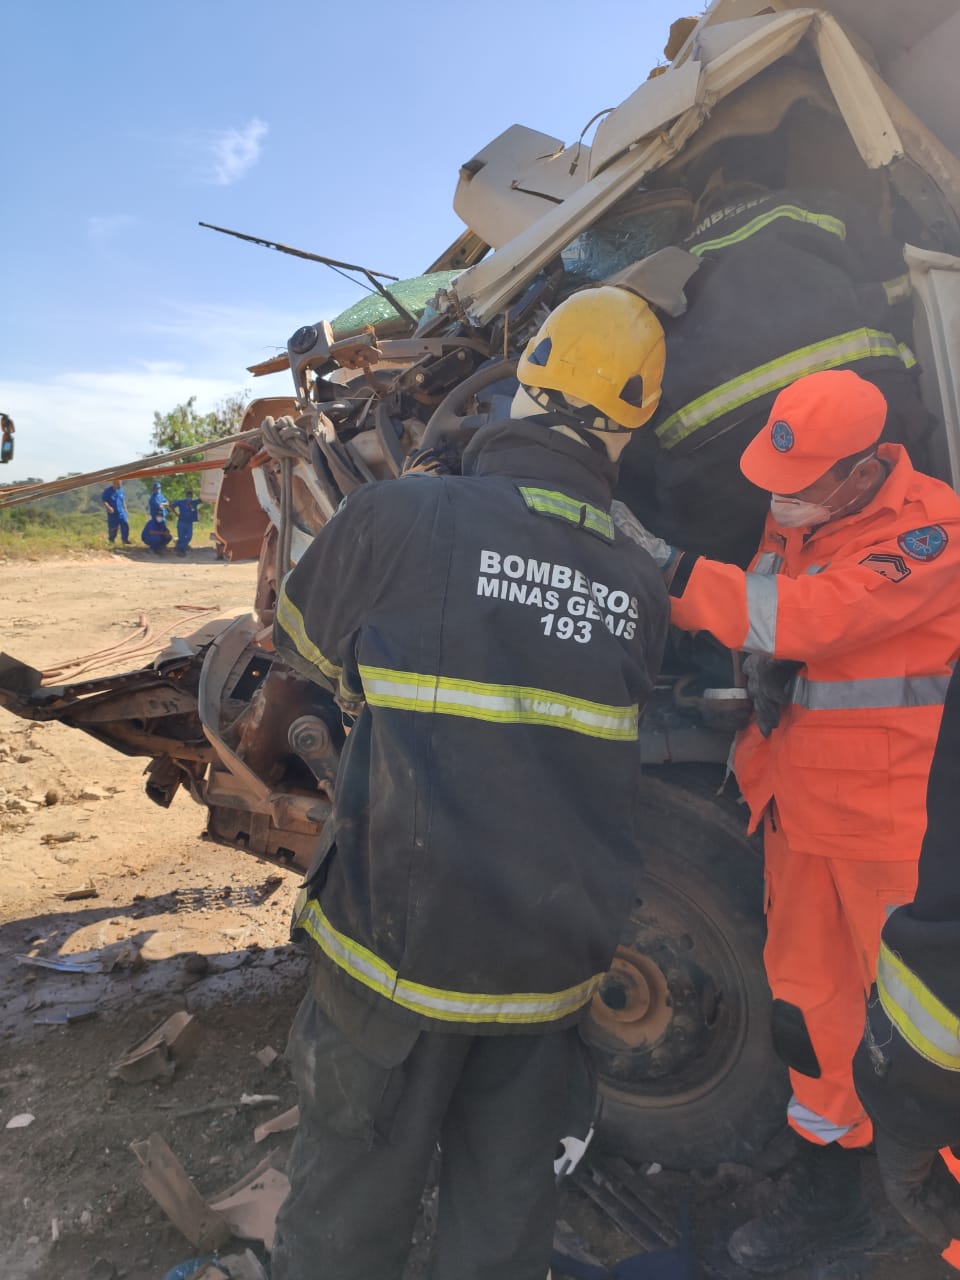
[560,190,692,283]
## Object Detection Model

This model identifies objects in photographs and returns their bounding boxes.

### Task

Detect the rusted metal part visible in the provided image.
[592,947,673,1049]
[571,1156,730,1278]
[287,715,340,786]
[215,465,270,562]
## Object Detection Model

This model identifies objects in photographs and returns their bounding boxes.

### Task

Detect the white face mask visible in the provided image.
[769,494,835,528]
[770,454,873,529]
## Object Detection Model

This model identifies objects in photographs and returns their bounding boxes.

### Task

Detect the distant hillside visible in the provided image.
[0,477,154,516]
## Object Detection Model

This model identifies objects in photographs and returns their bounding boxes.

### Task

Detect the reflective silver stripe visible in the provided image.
[359,665,639,741]
[805,563,829,575]
[295,898,602,1025]
[791,673,951,711]
[877,942,960,1071]
[753,552,784,575]
[743,574,779,653]
[787,1097,855,1144]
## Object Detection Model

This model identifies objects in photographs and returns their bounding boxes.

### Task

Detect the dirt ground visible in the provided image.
[0,550,953,1280]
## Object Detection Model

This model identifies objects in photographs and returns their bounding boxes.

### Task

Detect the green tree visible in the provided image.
[146,392,249,500]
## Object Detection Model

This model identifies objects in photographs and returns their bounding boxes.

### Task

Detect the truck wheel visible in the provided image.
[582,774,788,1170]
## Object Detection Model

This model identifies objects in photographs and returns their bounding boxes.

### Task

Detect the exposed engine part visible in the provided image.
[288,715,341,786]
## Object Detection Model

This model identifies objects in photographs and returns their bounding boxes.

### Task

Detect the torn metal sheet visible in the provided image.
[33,1008,99,1026]
[111,1011,203,1084]
[16,953,102,975]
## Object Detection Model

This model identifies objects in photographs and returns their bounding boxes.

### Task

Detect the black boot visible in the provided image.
[728,1141,883,1274]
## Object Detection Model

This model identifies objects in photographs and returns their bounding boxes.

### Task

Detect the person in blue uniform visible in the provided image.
[141,515,172,553]
[149,481,169,521]
[169,492,202,556]
[101,480,131,546]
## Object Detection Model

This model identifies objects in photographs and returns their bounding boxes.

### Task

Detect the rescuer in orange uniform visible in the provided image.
[614,368,960,1273]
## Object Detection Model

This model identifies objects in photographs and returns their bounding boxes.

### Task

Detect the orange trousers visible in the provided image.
[763,814,918,1148]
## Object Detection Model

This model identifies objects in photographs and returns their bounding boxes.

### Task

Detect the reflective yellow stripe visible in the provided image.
[519,487,615,542]
[690,204,847,257]
[295,896,602,1024]
[878,941,960,1071]
[655,328,904,449]
[276,584,341,681]
[358,664,639,741]
[899,342,917,369]
[883,273,911,305]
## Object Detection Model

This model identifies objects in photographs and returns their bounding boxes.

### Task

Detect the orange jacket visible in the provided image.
[670,445,960,858]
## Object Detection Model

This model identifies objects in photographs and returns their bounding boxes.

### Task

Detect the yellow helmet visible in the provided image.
[516,285,665,430]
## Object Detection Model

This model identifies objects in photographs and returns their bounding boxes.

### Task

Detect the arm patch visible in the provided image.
[860,553,911,583]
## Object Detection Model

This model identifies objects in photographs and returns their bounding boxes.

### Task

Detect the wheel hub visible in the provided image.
[590,946,673,1047]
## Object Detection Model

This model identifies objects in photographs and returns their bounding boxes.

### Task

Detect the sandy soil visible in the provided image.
[0,551,307,1280]
[0,551,951,1280]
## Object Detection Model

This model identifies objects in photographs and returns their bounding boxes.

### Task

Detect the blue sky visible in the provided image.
[2,0,690,480]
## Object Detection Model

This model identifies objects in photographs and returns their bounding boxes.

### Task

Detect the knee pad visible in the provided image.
[771,999,822,1078]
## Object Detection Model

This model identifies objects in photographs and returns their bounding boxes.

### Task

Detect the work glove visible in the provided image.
[609,500,677,571]
[741,654,801,737]
[873,1131,960,1254]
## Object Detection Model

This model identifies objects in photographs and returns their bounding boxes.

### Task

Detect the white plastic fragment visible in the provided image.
[6,1113,36,1129]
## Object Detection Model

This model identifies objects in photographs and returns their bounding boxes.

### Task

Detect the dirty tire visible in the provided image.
[588,774,788,1170]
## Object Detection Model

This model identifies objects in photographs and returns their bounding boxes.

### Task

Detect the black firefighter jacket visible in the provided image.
[616,186,921,565]
[274,418,669,1035]
[855,663,960,1149]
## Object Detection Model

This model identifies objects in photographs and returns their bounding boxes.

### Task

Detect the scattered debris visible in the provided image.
[253,1105,299,1144]
[173,1253,267,1280]
[78,786,107,801]
[646,1163,663,1176]
[254,1045,279,1068]
[184,952,211,977]
[113,940,145,971]
[130,1133,231,1251]
[50,1217,60,1243]
[15,953,102,974]
[168,1094,282,1120]
[44,787,60,806]
[41,831,81,845]
[34,1007,99,1026]
[218,1251,268,1280]
[6,1113,36,1129]
[60,882,99,901]
[111,1011,203,1084]
[209,1166,290,1250]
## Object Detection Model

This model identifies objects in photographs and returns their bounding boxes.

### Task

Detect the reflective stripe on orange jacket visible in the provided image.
[670,445,960,859]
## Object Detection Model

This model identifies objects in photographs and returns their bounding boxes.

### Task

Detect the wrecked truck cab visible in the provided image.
[3,0,960,1170]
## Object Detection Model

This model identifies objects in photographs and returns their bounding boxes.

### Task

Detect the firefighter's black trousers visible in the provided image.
[271,983,593,1280]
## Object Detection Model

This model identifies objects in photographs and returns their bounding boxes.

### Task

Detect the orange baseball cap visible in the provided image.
[740,370,888,494]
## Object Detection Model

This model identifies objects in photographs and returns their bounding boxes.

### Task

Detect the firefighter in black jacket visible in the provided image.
[270,285,671,1280]
[855,662,960,1270]
[617,173,931,568]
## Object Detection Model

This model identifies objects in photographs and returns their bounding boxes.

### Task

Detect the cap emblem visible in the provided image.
[771,420,794,452]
